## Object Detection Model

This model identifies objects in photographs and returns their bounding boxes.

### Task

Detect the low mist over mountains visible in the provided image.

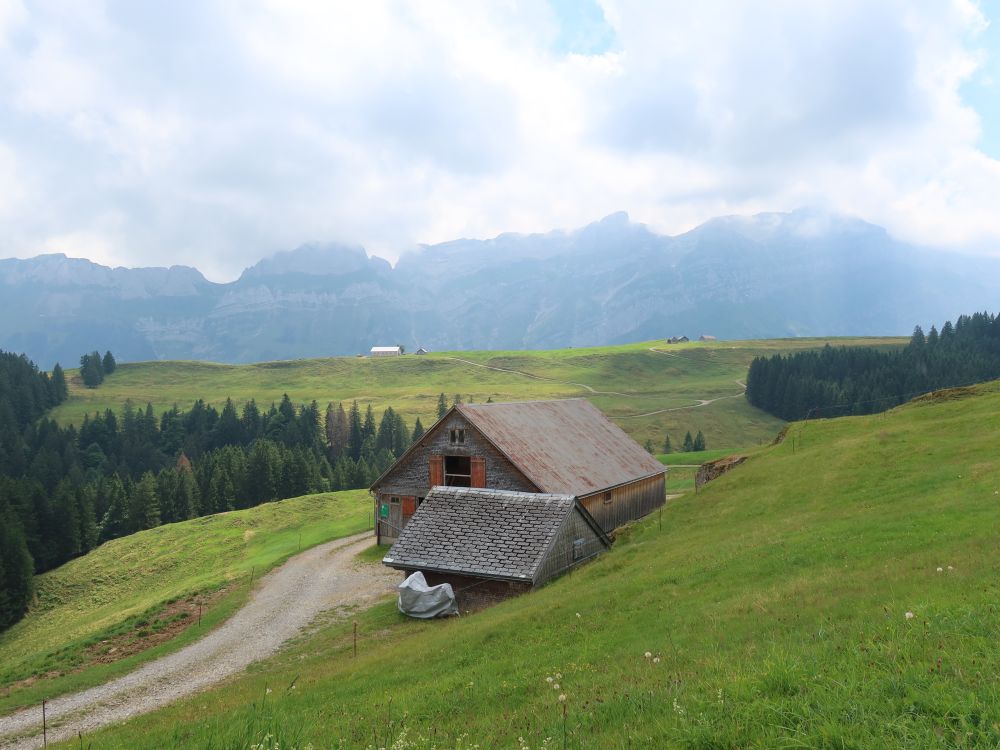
[3,209,998,368]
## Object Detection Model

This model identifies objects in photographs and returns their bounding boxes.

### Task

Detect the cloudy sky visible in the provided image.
[1,0,999,280]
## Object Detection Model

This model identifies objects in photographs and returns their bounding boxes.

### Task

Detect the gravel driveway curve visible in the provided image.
[0,532,399,750]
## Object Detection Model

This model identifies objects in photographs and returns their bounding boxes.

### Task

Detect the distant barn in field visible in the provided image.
[699,335,716,341]
[370,398,667,545]
[370,346,402,357]
[667,336,689,344]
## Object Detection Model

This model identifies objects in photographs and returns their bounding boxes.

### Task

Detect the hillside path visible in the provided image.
[441,355,747,413]
[0,533,398,750]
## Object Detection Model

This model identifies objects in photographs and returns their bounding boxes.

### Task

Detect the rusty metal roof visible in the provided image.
[457,399,665,496]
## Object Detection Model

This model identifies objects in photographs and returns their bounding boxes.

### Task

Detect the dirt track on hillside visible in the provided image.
[0,533,399,750]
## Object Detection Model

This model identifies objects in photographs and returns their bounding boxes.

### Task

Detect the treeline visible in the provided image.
[746,312,1000,421]
[645,430,707,454]
[0,385,425,630]
[0,351,69,629]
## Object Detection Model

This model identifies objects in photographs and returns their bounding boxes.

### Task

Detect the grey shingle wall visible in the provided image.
[375,413,537,497]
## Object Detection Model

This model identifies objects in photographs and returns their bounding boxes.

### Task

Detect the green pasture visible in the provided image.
[52,336,904,452]
[0,490,371,714]
[62,379,1000,748]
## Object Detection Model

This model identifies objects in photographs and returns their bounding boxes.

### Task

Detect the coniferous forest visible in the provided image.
[0,350,428,631]
[746,312,1000,421]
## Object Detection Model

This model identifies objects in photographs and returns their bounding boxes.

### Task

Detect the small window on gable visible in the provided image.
[573,538,586,560]
[450,428,465,445]
[390,496,401,505]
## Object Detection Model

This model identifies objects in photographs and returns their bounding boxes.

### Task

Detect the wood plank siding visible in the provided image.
[579,473,665,534]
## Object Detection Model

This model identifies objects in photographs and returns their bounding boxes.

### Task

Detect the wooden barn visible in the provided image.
[383,487,611,608]
[370,398,666,544]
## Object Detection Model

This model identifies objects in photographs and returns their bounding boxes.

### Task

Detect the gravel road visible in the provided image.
[0,532,399,750]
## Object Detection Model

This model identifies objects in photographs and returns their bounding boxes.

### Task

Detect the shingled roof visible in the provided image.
[382,487,608,583]
[456,399,665,495]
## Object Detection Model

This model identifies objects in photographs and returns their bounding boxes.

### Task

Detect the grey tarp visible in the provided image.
[397,571,458,618]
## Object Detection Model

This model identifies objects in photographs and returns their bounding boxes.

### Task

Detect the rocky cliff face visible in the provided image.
[2,211,998,368]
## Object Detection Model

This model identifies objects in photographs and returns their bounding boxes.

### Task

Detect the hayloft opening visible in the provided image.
[444,455,472,486]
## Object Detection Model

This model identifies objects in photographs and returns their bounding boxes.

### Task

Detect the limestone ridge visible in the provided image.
[2,211,998,367]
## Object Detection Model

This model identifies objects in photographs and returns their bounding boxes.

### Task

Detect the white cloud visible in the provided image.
[0,0,997,280]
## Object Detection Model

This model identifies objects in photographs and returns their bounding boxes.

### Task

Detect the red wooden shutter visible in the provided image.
[470,456,486,488]
[429,455,444,486]
[402,496,417,516]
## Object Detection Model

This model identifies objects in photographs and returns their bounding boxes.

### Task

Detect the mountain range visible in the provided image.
[3,209,998,368]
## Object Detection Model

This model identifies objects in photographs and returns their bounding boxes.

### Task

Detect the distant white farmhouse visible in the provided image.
[371,346,402,357]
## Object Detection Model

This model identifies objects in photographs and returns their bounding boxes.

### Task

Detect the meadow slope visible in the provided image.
[0,490,370,715]
[52,337,903,452]
[60,380,1000,748]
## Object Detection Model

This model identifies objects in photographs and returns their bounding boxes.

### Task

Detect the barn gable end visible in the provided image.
[371,398,667,543]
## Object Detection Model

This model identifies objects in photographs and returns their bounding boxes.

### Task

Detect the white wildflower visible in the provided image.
[936,567,943,572]
[555,672,562,679]
[558,694,566,702]
[653,657,660,664]
[552,683,560,690]
[948,565,954,570]
[905,611,914,620]
[575,612,581,618]
[644,651,652,659]
[545,676,553,683]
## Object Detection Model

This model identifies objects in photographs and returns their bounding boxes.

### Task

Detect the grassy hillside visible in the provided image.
[52,337,903,451]
[65,380,1000,748]
[0,490,370,714]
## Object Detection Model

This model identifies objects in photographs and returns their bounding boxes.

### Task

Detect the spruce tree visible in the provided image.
[362,404,376,444]
[693,430,706,451]
[662,434,672,454]
[101,351,117,374]
[51,480,81,562]
[436,393,448,420]
[375,407,397,454]
[347,401,363,461]
[391,411,409,455]
[77,485,99,552]
[241,399,262,442]
[79,352,105,388]
[412,417,425,443]
[130,473,161,531]
[50,364,68,402]
[215,398,242,448]
[643,439,655,454]
[0,507,35,630]
[326,402,349,460]
[98,475,128,542]
[683,431,694,452]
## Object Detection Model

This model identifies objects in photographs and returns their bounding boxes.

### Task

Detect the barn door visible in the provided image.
[470,456,486,488]
[402,496,417,517]
[429,455,444,487]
